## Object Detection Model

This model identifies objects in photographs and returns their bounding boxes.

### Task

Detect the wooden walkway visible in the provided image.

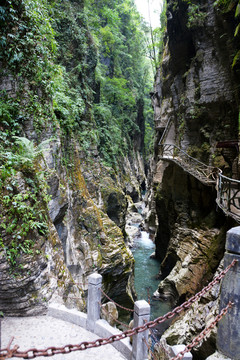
[216,173,240,223]
[158,144,217,186]
[159,143,240,223]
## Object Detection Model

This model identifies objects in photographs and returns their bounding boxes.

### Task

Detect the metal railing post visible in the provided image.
[132,300,150,360]
[87,273,102,332]
[217,226,240,359]
[227,180,231,211]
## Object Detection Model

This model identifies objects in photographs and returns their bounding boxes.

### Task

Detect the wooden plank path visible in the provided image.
[159,144,217,186]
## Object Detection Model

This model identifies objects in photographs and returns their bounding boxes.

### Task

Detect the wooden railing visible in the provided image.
[158,143,240,223]
[158,118,173,145]
[154,116,161,129]
[216,173,240,222]
[159,144,218,185]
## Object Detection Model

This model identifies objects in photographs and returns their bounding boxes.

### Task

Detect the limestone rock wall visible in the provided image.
[0,109,141,315]
[151,0,240,295]
[0,0,149,316]
[149,0,240,356]
[153,0,239,166]
[154,264,222,359]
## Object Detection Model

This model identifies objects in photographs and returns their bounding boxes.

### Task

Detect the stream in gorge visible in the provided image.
[127,201,171,323]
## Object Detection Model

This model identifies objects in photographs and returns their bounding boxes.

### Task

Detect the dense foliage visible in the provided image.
[0,0,155,162]
[214,0,240,126]
[85,0,154,163]
[0,0,161,267]
[0,0,58,268]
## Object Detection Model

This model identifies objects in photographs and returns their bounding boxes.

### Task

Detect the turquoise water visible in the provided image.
[132,231,171,321]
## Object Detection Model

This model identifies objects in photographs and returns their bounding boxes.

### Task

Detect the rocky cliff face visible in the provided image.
[153,0,239,162]
[0,0,147,315]
[149,0,240,356]
[0,106,143,315]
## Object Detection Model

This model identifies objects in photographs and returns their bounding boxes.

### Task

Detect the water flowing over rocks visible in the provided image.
[1,2,240,359]
[125,199,145,247]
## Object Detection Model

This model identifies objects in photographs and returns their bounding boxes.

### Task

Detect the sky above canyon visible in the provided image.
[134,0,163,28]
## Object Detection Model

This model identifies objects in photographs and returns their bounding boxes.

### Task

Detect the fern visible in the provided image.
[1,136,53,169]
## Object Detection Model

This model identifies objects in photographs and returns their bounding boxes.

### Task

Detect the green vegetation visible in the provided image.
[86,0,155,163]
[0,136,50,269]
[214,0,240,69]
[0,0,159,166]
[169,0,207,28]
[186,3,207,28]
[0,0,57,83]
[0,0,166,268]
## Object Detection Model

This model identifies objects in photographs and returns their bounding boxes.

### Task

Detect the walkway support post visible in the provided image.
[132,300,150,360]
[217,226,240,359]
[87,273,102,332]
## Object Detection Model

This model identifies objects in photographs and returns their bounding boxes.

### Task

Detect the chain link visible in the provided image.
[100,303,131,329]
[0,259,237,360]
[171,301,234,360]
[100,288,134,312]
[143,338,158,360]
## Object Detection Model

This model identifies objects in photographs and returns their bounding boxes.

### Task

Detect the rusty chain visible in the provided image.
[100,303,131,329]
[0,259,237,359]
[100,288,134,312]
[101,259,237,316]
[171,301,234,360]
[149,329,171,357]
[143,338,158,360]
[111,316,131,329]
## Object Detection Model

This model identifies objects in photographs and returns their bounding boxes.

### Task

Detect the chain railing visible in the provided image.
[100,288,134,313]
[0,259,237,360]
[158,144,218,185]
[172,301,234,360]
[100,302,131,329]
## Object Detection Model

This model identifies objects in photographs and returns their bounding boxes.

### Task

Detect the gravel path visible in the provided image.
[1,316,127,360]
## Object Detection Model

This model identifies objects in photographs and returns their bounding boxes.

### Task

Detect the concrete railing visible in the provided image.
[48,273,147,360]
[48,273,192,360]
